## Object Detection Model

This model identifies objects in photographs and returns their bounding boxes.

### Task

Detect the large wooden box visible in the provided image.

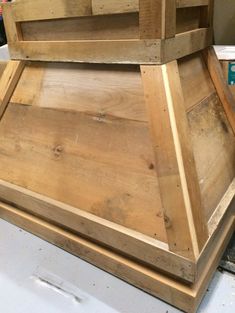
[0,1,234,313]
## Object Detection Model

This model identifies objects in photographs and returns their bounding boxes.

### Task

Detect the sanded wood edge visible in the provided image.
[0,179,195,282]
[0,60,26,120]
[203,47,235,135]
[0,202,233,313]
[7,29,211,64]
[208,179,235,236]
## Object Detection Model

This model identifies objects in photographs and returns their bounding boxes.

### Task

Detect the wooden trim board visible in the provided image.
[7,28,212,64]
[0,60,25,119]
[0,179,195,283]
[4,0,210,20]
[3,0,213,64]
[0,200,233,313]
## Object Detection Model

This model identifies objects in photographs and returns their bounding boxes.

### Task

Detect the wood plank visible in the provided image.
[21,13,139,41]
[0,103,166,241]
[188,93,235,222]
[0,203,198,313]
[178,52,215,112]
[2,3,21,42]
[0,179,196,282]
[139,0,176,39]
[203,47,235,135]
[20,10,200,42]
[92,0,138,15]
[141,62,208,258]
[10,0,92,22]
[8,29,211,64]
[208,179,235,236]
[11,62,148,122]
[0,61,25,120]
[0,61,7,78]
[2,0,210,23]
[8,40,161,64]
[176,7,201,34]
[199,0,214,27]
[162,28,213,64]
[0,201,233,313]
[177,0,209,8]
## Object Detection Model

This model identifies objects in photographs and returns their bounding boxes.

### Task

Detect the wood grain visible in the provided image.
[11,62,147,122]
[0,103,166,241]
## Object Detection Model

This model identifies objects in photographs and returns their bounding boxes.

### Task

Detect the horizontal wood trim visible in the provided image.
[176,0,209,8]
[0,179,195,282]
[3,0,210,22]
[8,40,161,64]
[92,0,139,15]
[0,201,234,313]
[0,203,198,312]
[8,0,92,22]
[162,28,213,64]
[8,29,212,64]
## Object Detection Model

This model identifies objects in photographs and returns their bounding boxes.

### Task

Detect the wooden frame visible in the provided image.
[0,2,234,313]
[0,46,234,312]
[2,0,213,64]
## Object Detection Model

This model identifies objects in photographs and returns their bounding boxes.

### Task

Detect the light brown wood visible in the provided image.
[0,199,233,313]
[11,0,92,22]
[92,0,138,15]
[187,92,235,222]
[0,60,25,120]
[139,0,176,39]
[8,39,161,64]
[0,178,196,282]
[0,61,7,78]
[7,28,212,64]
[11,62,147,122]
[177,0,209,8]
[20,10,201,42]
[203,47,235,135]
[21,13,139,41]
[0,102,167,242]
[178,53,215,112]
[162,28,213,63]
[141,62,208,258]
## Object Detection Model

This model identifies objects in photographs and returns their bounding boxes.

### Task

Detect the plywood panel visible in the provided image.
[0,103,166,241]
[11,62,147,122]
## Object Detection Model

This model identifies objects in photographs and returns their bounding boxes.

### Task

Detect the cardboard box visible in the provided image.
[214,45,235,99]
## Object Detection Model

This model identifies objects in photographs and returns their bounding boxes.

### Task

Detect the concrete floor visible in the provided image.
[0,219,235,313]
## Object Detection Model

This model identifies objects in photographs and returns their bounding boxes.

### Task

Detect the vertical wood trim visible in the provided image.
[139,0,176,39]
[199,0,214,27]
[141,62,208,258]
[2,4,21,43]
[0,61,26,120]
[203,47,235,135]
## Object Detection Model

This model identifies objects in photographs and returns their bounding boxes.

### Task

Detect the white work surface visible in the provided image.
[0,219,235,313]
